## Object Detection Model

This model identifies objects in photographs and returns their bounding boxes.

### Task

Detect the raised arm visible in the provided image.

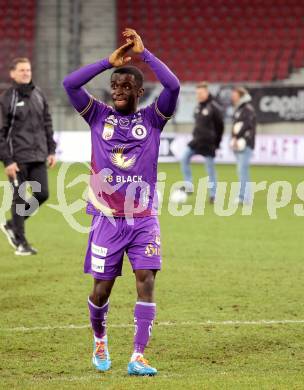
[62,42,133,113]
[141,49,180,118]
[123,28,180,118]
[62,60,112,113]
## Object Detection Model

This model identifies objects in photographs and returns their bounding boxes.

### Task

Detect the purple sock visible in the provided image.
[88,298,109,339]
[133,302,156,354]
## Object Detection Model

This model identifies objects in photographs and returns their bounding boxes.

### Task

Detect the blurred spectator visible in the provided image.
[230,87,256,204]
[180,82,224,203]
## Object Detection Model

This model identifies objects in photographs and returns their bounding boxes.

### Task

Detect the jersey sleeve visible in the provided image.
[62,58,113,126]
[140,49,180,130]
[142,100,173,131]
[77,94,110,126]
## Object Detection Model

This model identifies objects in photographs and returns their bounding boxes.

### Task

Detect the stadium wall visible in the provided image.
[54,131,304,166]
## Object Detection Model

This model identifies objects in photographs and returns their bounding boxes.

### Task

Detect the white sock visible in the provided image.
[131,352,143,362]
[94,334,106,344]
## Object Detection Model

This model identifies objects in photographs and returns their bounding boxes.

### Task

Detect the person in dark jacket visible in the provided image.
[0,57,56,255]
[230,87,256,204]
[180,82,224,203]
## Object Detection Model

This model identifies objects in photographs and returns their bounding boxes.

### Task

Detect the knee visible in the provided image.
[91,281,112,306]
[136,271,156,302]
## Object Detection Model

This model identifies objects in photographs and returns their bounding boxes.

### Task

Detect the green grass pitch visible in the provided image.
[0,163,303,389]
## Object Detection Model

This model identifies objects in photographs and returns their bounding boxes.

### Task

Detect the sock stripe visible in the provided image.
[136,301,156,307]
[88,298,109,310]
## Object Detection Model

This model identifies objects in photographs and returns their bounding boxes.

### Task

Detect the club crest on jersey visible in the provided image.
[145,242,161,257]
[132,124,147,140]
[144,230,161,257]
[110,145,136,170]
[119,117,130,128]
[105,114,118,126]
[102,123,114,140]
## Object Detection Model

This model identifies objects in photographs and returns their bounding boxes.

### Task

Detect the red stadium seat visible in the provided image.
[293,51,304,68]
[117,0,304,82]
[0,0,36,84]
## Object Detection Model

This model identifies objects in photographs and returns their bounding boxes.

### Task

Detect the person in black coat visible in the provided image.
[180,82,224,203]
[0,57,56,255]
[230,87,256,204]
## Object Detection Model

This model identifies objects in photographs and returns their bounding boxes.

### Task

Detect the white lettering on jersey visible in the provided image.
[91,243,108,257]
[116,175,143,183]
[105,114,118,125]
[91,256,105,273]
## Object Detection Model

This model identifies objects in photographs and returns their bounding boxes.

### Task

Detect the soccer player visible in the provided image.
[63,29,180,376]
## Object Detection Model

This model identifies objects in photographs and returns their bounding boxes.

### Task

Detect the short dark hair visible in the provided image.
[10,57,31,71]
[111,66,144,88]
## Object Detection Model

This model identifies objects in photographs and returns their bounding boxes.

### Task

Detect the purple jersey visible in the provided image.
[63,49,180,217]
[83,97,168,216]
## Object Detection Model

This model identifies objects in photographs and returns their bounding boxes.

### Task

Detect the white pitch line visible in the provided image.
[33,372,185,384]
[1,319,304,333]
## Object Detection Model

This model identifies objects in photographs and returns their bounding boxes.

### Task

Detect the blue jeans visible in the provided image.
[234,147,253,202]
[180,145,217,198]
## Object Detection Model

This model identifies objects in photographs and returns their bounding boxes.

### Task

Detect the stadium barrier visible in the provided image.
[248,86,304,123]
[54,132,304,166]
[137,84,304,124]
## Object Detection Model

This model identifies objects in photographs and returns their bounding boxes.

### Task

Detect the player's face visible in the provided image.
[10,62,32,84]
[111,73,143,114]
[196,87,209,103]
[231,90,241,106]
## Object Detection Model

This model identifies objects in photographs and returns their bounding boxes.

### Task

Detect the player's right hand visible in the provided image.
[4,162,20,180]
[123,28,145,54]
[109,42,133,67]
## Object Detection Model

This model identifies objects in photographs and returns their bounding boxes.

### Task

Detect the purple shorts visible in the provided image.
[84,216,162,280]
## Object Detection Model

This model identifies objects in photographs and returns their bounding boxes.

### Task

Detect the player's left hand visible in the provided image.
[109,42,134,67]
[47,154,57,168]
[123,28,144,54]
